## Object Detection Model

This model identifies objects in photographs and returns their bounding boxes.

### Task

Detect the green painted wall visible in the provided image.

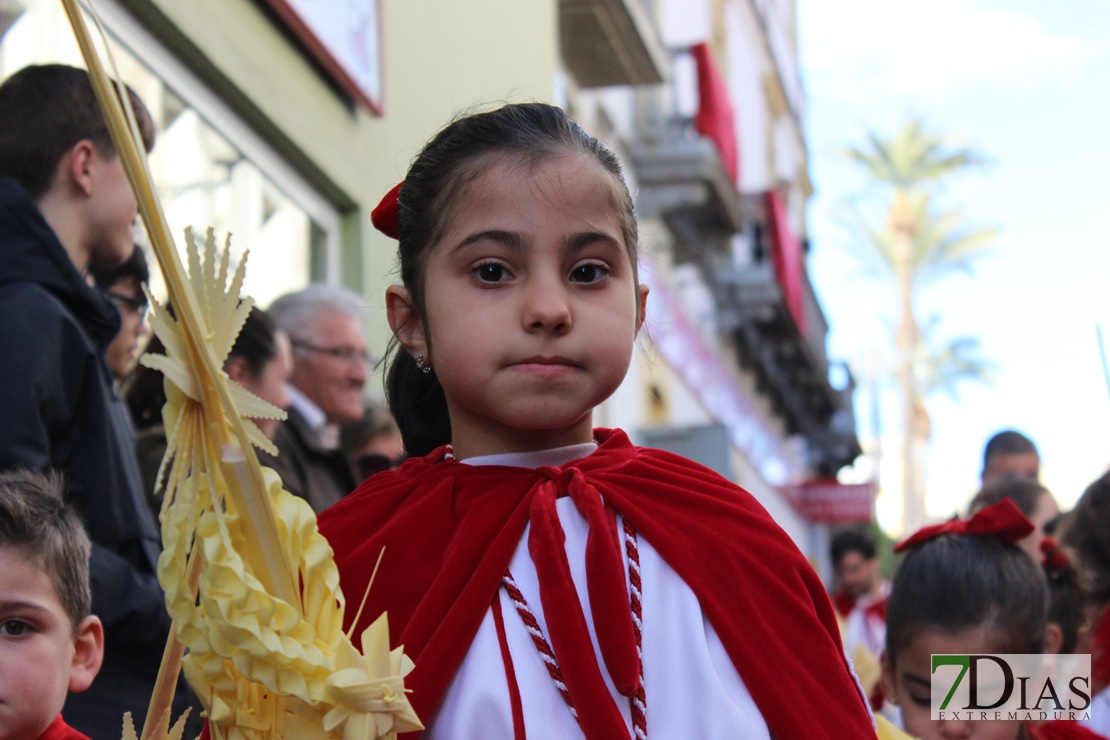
[125,0,558,360]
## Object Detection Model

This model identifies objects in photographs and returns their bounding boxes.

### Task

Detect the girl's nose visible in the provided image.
[524,277,571,333]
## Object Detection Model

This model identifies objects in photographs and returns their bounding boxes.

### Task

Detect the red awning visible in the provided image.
[765,189,806,334]
[691,42,739,183]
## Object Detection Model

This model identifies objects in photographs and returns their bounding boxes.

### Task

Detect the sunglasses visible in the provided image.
[356,452,405,479]
[107,290,150,321]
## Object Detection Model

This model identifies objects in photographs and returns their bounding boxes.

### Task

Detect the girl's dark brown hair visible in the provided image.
[968,476,1051,518]
[885,534,1047,665]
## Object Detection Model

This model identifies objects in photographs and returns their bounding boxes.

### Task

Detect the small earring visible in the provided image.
[414,352,432,374]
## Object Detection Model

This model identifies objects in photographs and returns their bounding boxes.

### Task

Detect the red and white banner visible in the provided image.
[780,480,875,523]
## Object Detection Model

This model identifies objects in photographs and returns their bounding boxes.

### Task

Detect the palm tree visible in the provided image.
[842,119,994,533]
[910,328,995,507]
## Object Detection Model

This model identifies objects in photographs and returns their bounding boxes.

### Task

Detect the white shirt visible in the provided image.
[285,384,339,449]
[843,584,890,662]
[424,444,771,739]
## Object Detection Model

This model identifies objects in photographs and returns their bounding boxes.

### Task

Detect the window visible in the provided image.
[0,0,340,306]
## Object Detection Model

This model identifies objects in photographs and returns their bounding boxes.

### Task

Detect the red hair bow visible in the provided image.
[893,498,1034,553]
[1040,535,1069,572]
[371,181,402,239]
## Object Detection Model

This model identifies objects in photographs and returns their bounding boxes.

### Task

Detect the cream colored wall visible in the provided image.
[360,1,560,358]
[135,0,558,363]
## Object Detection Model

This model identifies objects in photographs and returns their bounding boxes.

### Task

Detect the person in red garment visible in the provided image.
[319,103,874,739]
[881,500,1103,740]
[0,469,103,740]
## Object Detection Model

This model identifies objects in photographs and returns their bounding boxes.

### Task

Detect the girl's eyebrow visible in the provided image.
[451,229,623,255]
[566,231,623,253]
[451,230,526,254]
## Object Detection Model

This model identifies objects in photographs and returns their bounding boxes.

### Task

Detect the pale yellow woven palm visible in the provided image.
[60,2,422,738]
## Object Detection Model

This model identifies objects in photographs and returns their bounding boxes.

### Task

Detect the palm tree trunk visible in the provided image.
[896,296,920,533]
[892,195,923,534]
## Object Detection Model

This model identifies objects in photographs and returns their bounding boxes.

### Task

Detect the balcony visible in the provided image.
[630,132,743,258]
[560,0,670,87]
[709,193,861,474]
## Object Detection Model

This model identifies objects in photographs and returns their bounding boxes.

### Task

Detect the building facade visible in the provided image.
[0,0,865,574]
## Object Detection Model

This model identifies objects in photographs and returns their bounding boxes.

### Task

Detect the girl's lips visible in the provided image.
[512,357,580,377]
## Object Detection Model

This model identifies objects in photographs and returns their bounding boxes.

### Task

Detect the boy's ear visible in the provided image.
[68,615,104,693]
[879,649,897,706]
[386,285,427,357]
[635,283,650,334]
[65,140,98,197]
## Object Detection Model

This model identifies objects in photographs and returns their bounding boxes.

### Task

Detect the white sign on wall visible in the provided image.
[267,0,383,114]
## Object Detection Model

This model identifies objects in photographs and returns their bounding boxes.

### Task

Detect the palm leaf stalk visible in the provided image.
[60,2,422,738]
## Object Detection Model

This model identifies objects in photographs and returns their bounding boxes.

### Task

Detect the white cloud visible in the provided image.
[799,0,1091,102]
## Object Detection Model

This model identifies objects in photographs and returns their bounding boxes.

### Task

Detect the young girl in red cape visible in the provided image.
[880,499,1103,740]
[317,103,875,739]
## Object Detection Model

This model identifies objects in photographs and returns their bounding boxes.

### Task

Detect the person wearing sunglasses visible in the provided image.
[90,244,150,386]
[340,399,405,481]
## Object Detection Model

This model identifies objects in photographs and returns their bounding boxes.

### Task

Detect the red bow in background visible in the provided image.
[1040,535,1070,572]
[894,498,1034,553]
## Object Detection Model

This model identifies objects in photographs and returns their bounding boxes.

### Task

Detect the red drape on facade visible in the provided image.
[765,189,806,333]
[691,42,739,183]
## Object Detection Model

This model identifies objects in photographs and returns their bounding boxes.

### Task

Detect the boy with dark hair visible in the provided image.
[830,530,879,614]
[0,64,194,734]
[981,428,1040,485]
[0,468,104,740]
[90,245,150,384]
[830,529,889,710]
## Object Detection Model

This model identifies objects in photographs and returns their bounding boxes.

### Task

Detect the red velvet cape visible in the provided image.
[36,716,90,740]
[319,429,874,738]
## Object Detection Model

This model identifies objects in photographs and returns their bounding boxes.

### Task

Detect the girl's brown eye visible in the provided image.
[570,264,607,283]
[475,263,507,282]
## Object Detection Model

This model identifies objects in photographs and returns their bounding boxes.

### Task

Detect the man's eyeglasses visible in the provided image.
[292,340,372,365]
[107,291,150,321]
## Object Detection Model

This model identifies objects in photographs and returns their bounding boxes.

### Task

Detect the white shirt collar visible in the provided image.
[460,442,598,468]
[285,384,340,449]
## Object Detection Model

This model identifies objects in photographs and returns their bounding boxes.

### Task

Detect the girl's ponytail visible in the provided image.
[385,344,450,458]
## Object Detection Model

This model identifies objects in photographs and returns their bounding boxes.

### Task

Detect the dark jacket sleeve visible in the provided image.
[0,284,170,651]
[89,543,174,654]
[0,284,76,471]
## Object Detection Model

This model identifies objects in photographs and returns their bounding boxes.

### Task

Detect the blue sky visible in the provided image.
[797,0,1110,530]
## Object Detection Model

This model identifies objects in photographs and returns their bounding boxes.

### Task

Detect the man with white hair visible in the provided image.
[265,284,369,512]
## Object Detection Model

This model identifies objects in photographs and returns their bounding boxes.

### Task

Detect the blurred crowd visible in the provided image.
[3,62,1108,740]
[832,429,1110,739]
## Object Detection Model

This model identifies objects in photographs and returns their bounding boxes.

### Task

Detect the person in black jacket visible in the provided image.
[0,64,198,737]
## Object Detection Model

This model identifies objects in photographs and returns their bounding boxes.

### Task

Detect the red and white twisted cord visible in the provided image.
[501,571,578,719]
[624,519,647,739]
[500,520,646,738]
